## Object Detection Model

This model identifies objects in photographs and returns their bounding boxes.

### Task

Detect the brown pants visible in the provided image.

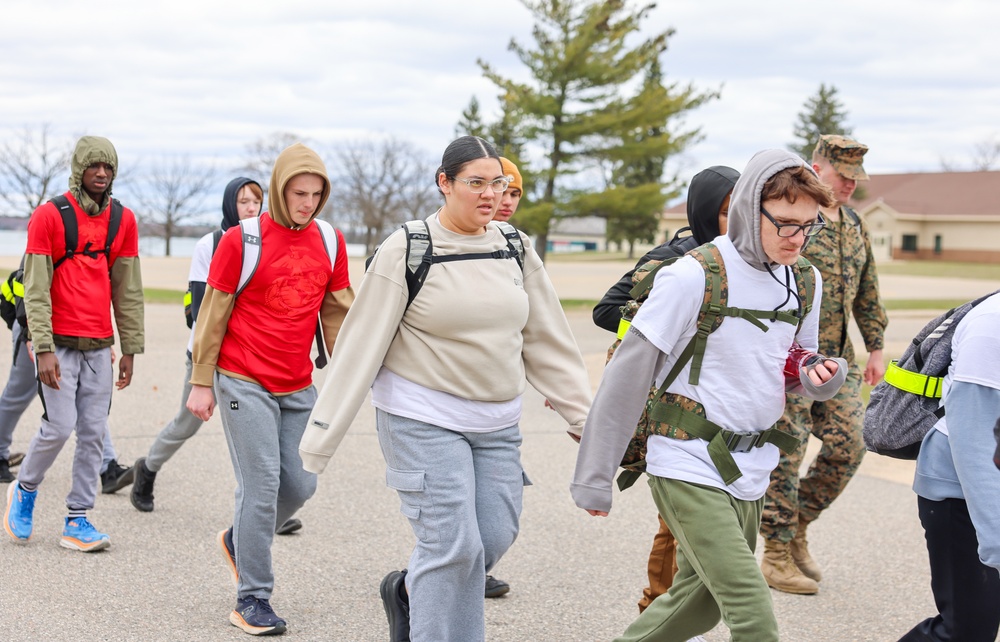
[637,514,680,612]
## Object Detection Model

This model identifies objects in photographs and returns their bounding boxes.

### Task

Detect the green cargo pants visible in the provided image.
[614,477,779,642]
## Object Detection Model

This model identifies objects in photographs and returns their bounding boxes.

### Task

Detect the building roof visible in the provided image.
[850,170,1000,216]
[663,170,1000,218]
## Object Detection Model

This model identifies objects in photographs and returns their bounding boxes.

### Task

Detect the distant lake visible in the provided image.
[0,230,366,259]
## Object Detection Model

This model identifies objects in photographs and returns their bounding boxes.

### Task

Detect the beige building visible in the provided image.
[661,170,1000,264]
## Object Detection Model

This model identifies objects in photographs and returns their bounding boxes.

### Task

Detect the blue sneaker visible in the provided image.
[230,596,287,636]
[218,527,238,585]
[4,482,36,542]
[60,516,110,552]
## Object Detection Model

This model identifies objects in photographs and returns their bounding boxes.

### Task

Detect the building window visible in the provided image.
[934,235,942,253]
[901,234,918,252]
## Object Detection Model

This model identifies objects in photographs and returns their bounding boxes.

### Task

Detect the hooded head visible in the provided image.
[685,165,739,244]
[69,136,118,215]
[268,143,331,229]
[727,149,833,270]
[220,177,263,231]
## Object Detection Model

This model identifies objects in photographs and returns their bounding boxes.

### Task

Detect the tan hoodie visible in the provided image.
[190,144,354,391]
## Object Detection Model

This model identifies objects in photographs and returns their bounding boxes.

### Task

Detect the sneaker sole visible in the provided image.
[229,610,286,636]
[485,584,510,598]
[8,452,25,467]
[60,536,111,552]
[275,518,302,536]
[3,483,31,542]
[102,467,136,494]
[218,529,239,586]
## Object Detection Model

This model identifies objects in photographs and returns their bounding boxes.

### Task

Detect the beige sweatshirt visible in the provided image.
[299,214,592,474]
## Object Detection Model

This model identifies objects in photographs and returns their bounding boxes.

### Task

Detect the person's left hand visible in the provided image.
[864,348,886,386]
[586,509,608,517]
[116,354,134,390]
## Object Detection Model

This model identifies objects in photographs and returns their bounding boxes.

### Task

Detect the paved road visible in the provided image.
[1,256,984,641]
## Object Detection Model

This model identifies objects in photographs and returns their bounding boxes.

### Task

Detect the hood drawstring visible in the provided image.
[765,263,802,322]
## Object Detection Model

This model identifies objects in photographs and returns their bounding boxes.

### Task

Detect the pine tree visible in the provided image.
[454,97,488,140]
[789,84,853,161]
[478,0,715,261]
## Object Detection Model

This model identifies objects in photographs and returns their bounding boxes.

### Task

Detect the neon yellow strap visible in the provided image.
[884,360,944,398]
[183,291,192,307]
[617,318,631,340]
[1,278,23,303]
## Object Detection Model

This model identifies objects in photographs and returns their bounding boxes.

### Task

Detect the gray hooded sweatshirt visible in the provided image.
[570,150,838,513]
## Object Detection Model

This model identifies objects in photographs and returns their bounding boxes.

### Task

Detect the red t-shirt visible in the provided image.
[25,192,139,339]
[208,213,350,393]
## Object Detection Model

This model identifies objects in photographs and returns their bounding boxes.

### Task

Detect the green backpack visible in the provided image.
[611,243,815,490]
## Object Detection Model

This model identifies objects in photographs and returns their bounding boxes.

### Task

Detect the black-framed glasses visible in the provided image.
[454,176,509,194]
[760,206,826,238]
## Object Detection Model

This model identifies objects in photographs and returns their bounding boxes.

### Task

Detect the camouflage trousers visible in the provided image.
[761,361,866,543]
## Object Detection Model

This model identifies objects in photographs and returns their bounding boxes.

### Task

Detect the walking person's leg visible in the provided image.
[0,321,38,471]
[274,386,317,531]
[376,409,485,642]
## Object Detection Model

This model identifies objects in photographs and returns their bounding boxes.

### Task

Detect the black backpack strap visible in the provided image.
[842,206,862,232]
[494,221,524,270]
[103,199,124,260]
[50,195,77,269]
[402,220,433,309]
[212,229,224,254]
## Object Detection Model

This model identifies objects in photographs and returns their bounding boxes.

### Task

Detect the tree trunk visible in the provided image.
[535,231,549,263]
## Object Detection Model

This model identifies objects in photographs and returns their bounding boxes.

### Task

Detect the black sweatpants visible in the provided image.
[899,496,1000,642]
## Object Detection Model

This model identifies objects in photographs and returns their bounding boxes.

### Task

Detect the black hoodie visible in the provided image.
[592,166,740,332]
[220,176,262,232]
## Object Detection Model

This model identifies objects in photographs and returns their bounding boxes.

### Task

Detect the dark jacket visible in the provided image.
[592,166,740,332]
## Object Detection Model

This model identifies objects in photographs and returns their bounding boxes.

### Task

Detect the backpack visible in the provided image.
[366,219,525,310]
[0,195,123,363]
[182,229,223,329]
[613,243,815,490]
[862,289,1000,459]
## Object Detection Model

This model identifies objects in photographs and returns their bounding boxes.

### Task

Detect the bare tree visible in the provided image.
[236,132,304,200]
[972,135,1000,171]
[137,156,217,256]
[0,124,72,217]
[332,138,437,254]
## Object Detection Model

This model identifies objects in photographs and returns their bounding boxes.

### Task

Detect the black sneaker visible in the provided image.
[130,457,156,512]
[0,459,13,484]
[275,518,302,536]
[379,569,410,642]
[101,459,135,494]
[485,574,510,598]
[229,596,286,636]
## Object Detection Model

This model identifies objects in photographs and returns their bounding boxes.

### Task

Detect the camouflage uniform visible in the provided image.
[761,200,888,542]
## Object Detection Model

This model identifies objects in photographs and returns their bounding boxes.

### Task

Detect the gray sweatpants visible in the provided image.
[145,354,203,472]
[216,373,317,600]
[375,410,528,642]
[0,322,118,469]
[18,345,113,512]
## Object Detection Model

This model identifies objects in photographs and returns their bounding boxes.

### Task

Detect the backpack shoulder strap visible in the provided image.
[792,256,816,333]
[212,229,224,255]
[402,220,433,309]
[493,221,524,271]
[313,219,339,270]
[842,206,862,232]
[104,199,124,258]
[236,217,262,296]
[50,195,77,269]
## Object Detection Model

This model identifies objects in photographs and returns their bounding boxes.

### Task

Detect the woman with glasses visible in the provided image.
[299,135,591,642]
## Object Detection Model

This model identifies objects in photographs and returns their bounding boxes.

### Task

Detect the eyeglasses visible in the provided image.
[760,206,826,238]
[454,176,509,194]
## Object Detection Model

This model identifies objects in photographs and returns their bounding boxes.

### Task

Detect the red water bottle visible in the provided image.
[784,343,823,386]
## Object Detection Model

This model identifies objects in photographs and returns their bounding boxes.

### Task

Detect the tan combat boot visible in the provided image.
[761,539,819,595]
[790,520,823,582]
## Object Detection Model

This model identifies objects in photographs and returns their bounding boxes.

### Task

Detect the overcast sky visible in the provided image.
[3,0,998,210]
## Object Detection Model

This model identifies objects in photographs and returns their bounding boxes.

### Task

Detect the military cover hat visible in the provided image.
[814,134,869,180]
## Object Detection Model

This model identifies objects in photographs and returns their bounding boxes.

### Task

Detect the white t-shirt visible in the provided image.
[631,236,822,501]
[185,231,216,354]
[933,292,1000,437]
[371,367,522,432]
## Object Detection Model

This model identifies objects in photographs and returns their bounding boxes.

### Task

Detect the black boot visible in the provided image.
[130,457,157,512]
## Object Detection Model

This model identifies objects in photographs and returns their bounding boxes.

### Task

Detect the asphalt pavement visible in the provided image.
[2,256,994,641]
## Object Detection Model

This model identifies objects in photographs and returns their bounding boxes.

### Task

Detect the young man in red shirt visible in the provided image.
[186,143,354,636]
[4,135,144,552]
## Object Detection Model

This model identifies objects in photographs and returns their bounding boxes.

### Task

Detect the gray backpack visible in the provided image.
[863,289,999,459]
